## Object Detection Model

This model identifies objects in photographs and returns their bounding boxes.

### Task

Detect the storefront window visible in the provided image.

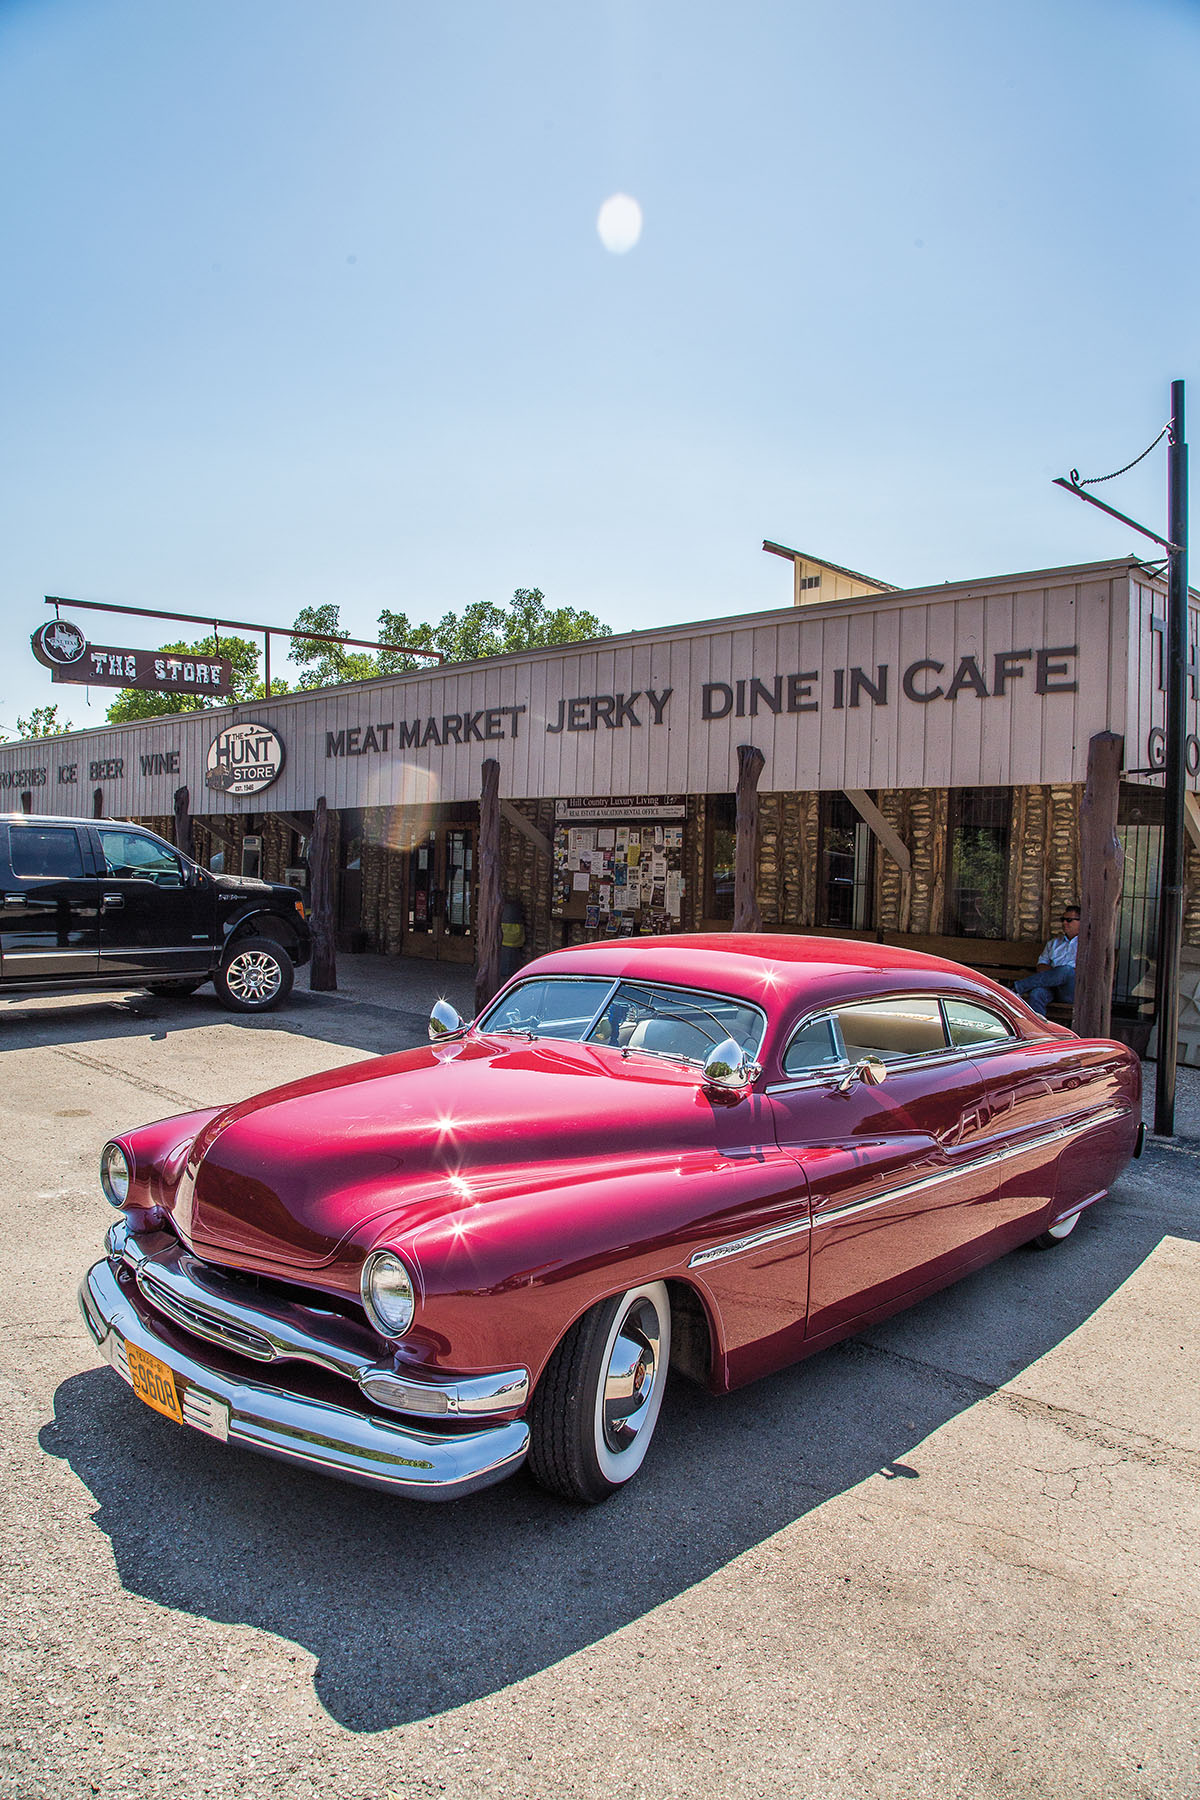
[444,828,474,936]
[705,795,736,920]
[407,833,435,932]
[947,788,1010,938]
[818,792,874,929]
[1115,784,1162,1012]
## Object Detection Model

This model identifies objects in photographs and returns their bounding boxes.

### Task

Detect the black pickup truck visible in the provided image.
[0,815,310,1011]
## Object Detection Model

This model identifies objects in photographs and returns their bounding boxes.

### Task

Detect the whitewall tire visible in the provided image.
[527,1281,672,1504]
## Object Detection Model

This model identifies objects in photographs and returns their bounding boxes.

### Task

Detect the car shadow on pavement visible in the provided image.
[0,987,438,1062]
[41,1156,1197,1734]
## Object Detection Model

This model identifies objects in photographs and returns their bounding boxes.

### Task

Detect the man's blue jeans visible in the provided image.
[1014,964,1075,1017]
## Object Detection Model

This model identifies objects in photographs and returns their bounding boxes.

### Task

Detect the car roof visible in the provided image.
[523,933,1031,1024]
[0,814,142,827]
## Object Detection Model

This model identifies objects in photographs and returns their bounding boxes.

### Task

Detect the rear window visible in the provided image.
[834,996,948,1062]
[943,998,1015,1048]
[8,825,84,880]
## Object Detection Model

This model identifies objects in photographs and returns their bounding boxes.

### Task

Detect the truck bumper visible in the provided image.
[78,1257,529,1501]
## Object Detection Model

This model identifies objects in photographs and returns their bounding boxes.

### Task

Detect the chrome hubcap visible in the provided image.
[601,1297,661,1454]
[1047,1210,1080,1240]
[225,950,282,1003]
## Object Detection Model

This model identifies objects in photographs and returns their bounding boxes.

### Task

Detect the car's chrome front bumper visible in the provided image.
[78,1256,530,1501]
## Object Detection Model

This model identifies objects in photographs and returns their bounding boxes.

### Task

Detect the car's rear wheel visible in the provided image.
[527,1281,671,1504]
[214,936,293,1012]
[1030,1208,1082,1250]
[145,979,206,997]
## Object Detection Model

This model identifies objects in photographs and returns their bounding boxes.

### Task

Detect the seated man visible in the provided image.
[1015,906,1080,1017]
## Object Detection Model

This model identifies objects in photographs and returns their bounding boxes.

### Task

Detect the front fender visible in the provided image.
[357,1146,808,1394]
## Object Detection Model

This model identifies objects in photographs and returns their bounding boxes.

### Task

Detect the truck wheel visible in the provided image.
[214,936,293,1012]
[527,1282,671,1504]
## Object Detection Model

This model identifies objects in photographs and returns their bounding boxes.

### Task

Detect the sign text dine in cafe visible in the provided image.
[323,643,1082,757]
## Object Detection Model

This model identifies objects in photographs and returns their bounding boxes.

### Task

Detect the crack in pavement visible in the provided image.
[839,1337,1200,1479]
[48,1047,201,1112]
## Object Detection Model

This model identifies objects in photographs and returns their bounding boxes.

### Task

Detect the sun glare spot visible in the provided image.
[597,193,643,255]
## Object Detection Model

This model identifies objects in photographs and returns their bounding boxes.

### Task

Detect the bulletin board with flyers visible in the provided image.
[551,796,687,939]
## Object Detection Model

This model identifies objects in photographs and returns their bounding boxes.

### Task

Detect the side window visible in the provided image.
[97,829,184,886]
[783,1016,844,1077]
[834,996,948,1062]
[943,997,1015,1049]
[8,826,85,880]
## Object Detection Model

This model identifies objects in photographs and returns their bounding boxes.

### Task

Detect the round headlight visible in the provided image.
[100,1142,132,1208]
[360,1250,416,1339]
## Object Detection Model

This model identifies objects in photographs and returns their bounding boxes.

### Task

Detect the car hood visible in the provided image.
[170,1034,754,1269]
[209,872,291,900]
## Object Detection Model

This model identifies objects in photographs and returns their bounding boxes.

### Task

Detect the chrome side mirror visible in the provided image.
[837,1056,888,1092]
[702,1037,760,1091]
[428,998,464,1040]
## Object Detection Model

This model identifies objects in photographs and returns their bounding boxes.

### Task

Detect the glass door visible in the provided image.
[404,826,475,961]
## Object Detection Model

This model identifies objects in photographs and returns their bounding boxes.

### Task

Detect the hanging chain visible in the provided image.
[1070,422,1170,488]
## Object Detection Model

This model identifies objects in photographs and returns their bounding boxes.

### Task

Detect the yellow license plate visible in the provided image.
[125,1340,184,1426]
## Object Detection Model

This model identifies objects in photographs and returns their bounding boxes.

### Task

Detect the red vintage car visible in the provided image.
[79,935,1143,1504]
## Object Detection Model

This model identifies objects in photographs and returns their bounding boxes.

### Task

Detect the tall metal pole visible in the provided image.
[1154,379,1189,1135]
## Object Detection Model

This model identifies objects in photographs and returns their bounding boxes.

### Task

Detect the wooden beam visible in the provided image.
[475,759,502,1014]
[274,811,314,838]
[198,816,238,851]
[1073,732,1124,1040]
[173,785,193,860]
[1184,790,1200,853]
[499,799,551,860]
[734,745,765,932]
[309,797,337,991]
[845,787,911,934]
[843,789,910,871]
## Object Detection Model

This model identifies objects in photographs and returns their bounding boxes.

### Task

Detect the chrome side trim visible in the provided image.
[688,1104,1132,1268]
[111,1224,529,1421]
[689,1216,812,1268]
[79,1259,528,1500]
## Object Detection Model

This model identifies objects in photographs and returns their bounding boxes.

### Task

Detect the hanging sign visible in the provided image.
[205,721,285,795]
[31,618,88,669]
[31,620,233,695]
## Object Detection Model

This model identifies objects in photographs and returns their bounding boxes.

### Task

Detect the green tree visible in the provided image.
[291,589,611,686]
[16,704,74,738]
[104,635,285,723]
[289,605,380,689]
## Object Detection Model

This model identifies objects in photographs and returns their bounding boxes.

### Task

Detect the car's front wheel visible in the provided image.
[214,936,294,1012]
[527,1281,671,1504]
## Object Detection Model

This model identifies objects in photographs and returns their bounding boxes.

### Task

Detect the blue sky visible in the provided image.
[2,0,1196,734]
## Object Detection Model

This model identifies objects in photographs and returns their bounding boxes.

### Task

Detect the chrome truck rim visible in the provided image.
[225,949,282,1003]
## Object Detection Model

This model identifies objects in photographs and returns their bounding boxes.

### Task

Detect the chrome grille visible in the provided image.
[138,1271,275,1362]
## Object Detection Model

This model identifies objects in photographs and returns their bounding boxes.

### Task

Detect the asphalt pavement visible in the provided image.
[0,968,1197,1800]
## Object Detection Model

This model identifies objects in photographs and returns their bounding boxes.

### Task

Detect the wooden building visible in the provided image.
[5,553,1198,1026]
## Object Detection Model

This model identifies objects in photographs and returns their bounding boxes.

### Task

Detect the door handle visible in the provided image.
[3,894,25,908]
[102,893,125,909]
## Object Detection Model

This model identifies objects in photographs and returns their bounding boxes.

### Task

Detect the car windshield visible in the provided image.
[477,976,766,1066]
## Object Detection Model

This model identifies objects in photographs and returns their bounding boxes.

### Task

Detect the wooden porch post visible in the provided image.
[475,758,502,1015]
[733,745,765,932]
[309,796,338,991]
[173,786,193,860]
[1073,731,1124,1039]
[92,788,104,819]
